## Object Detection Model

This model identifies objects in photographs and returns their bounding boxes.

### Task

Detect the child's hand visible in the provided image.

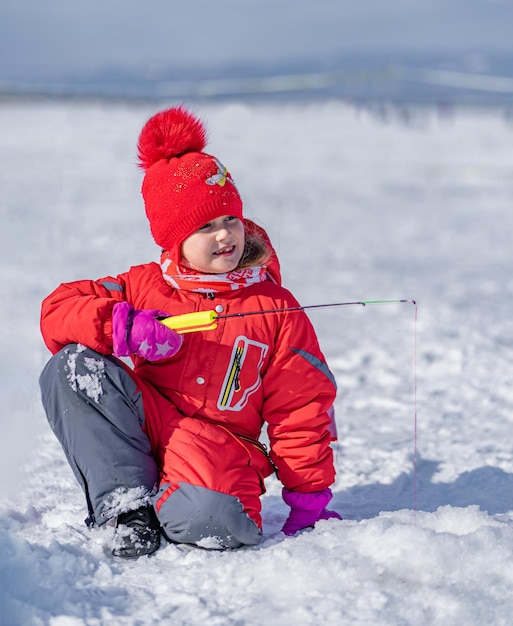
[281,487,342,536]
[112,302,183,361]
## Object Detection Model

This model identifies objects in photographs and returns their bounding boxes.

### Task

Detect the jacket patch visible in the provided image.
[217,335,268,412]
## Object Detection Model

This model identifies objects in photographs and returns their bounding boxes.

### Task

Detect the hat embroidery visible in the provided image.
[206,158,234,187]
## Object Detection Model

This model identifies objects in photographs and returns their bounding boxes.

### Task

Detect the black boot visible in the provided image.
[112,506,161,558]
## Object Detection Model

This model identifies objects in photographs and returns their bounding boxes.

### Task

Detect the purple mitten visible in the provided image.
[281,487,342,536]
[112,302,183,361]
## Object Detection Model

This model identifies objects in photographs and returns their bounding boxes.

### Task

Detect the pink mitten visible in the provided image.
[281,488,342,536]
[112,302,183,361]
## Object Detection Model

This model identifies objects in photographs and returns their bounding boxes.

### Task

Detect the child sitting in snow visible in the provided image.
[39,106,341,558]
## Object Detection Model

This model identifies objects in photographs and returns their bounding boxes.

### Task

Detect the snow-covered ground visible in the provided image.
[1,99,513,625]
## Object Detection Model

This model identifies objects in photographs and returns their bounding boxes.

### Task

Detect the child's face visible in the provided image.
[181,216,245,273]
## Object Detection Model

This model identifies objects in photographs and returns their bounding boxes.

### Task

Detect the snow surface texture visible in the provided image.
[1,100,513,625]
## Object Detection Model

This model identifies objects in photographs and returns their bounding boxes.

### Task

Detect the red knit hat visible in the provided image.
[137,106,243,259]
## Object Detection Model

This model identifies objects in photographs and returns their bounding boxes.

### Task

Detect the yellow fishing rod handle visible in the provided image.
[160,310,218,334]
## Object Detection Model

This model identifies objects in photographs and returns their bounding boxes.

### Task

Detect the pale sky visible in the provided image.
[0,0,511,81]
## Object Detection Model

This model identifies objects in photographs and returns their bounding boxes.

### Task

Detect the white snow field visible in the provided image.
[1,99,513,625]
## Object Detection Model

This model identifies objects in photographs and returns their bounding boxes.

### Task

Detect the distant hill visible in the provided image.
[1,52,512,107]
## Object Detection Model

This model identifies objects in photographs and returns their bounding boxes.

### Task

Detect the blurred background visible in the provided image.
[1,0,513,107]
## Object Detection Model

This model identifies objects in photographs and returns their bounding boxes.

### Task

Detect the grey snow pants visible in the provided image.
[39,344,158,527]
[39,344,262,548]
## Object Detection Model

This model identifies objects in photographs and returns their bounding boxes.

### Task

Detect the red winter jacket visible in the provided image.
[41,246,337,526]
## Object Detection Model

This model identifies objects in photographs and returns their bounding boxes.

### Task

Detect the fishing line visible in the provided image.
[288,298,418,520]
[413,301,418,522]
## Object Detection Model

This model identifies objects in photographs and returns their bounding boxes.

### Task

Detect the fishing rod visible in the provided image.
[161,297,419,518]
[160,298,417,334]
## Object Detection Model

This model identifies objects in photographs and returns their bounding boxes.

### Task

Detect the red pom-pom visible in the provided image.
[137,106,207,170]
